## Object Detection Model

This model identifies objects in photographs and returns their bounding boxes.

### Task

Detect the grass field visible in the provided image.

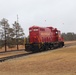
[0,45,25,52]
[0,43,76,75]
[64,40,76,44]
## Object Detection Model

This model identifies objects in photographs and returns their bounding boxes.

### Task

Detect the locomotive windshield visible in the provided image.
[29,28,38,32]
[33,29,38,31]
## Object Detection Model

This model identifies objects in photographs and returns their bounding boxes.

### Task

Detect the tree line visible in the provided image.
[62,32,76,41]
[0,18,25,51]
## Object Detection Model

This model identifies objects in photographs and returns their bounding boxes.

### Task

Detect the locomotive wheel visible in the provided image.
[50,45,54,50]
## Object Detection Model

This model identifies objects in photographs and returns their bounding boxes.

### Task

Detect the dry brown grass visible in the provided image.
[0,45,25,52]
[0,45,76,75]
[64,40,76,44]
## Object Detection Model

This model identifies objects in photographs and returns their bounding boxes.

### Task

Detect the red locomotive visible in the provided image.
[25,26,64,52]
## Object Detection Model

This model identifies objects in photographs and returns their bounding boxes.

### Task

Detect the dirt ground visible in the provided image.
[0,44,76,75]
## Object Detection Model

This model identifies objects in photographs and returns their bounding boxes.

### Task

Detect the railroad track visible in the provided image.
[0,43,76,62]
[0,52,32,62]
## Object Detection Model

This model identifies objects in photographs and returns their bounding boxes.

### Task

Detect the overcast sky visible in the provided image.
[0,0,76,36]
